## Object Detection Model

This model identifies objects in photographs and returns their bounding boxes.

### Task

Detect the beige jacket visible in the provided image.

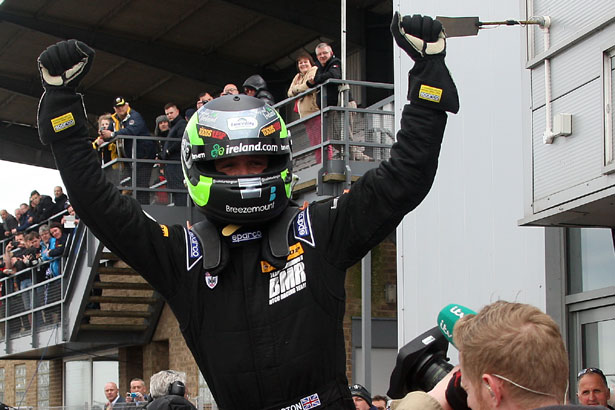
[287,66,319,118]
[390,391,444,410]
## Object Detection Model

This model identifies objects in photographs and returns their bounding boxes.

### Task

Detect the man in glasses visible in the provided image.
[577,368,613,409]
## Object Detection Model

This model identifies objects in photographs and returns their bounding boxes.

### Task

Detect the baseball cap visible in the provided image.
[114,96,127,107]
[349,384,372,406]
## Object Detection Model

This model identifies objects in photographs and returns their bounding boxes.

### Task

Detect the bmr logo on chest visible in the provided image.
[268,256,306,305]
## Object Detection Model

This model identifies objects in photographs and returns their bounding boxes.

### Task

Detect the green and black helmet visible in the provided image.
[181,95,292,225]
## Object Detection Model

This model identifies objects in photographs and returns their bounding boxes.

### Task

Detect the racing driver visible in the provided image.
[35,12,459,410]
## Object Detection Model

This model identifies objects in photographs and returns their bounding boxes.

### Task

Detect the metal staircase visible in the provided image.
[79,251,161,333]
[0,224,165,359]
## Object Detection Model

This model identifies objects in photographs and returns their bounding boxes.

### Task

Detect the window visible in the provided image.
[38,361,50,408]
[604,47,615,169]
[567,228,615,293]
[64,357,118,408]
[565,227,615,399]
[15,364,26,406]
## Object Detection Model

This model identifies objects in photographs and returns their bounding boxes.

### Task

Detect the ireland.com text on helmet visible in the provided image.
[226,141,284,155]
[226,203,275,214]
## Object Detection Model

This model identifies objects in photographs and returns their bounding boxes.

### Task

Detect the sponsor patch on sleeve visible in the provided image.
[51,112,75,133]
[418,84,443,103]
[293,208,315,247]
[185,228,203,271]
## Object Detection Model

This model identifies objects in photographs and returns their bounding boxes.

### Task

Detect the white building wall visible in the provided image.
[393,0,546,352]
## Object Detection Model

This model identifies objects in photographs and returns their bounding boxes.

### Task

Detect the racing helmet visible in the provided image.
[181,95,292,225]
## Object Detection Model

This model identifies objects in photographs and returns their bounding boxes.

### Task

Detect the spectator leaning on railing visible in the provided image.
[16,203,33,233]
[30,190,55,225]
[1,209,18,238]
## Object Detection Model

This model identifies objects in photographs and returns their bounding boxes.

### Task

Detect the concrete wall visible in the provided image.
[394,0,546,357]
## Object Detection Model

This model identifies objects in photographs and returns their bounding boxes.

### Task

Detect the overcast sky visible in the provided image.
[0,160,64,215]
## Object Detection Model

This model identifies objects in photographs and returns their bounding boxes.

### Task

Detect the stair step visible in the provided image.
[89,296,159,304]
[93,282,152,290]
[84,310,152,318]
[80,323,148,331]
[100,252,121,261]
[98,267,138,275]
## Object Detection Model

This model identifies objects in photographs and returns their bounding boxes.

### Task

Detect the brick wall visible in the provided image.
[343,237,398,383]
[0,358,62,407]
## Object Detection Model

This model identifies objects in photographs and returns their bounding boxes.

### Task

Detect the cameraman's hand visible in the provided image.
[38,39,95,90]
[391,12,445,61]
[427,367,457,410]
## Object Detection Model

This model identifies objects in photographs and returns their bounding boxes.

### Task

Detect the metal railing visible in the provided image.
[273,79,395,194]
[0,211,81,345]
[96,135,190,207]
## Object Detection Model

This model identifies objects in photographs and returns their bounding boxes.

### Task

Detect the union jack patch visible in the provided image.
[300,393,321,409]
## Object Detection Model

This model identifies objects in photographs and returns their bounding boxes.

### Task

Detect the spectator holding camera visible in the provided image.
[125,378,149,406]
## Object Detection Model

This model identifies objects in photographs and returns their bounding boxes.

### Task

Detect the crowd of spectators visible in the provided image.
[92,42,352,205]
[0,187,75,331]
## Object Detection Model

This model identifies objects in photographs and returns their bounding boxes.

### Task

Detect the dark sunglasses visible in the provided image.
[577,368,608,385]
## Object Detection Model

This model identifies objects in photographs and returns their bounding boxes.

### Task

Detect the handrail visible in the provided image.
[60,223,87,298]
[1,209,69,254]
[273,78,395,175]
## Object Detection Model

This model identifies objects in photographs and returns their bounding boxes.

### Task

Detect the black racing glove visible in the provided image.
[391,12,459,113]
[37,39,95,144]
[445,370,470,410]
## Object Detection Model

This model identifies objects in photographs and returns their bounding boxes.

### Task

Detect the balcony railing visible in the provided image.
[274,78,395,197]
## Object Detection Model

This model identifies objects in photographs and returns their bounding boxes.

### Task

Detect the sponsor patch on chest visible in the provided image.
[185,228,203,271]
[268,242,306,305]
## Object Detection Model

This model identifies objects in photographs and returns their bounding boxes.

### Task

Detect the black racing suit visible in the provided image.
[40,90,447,410]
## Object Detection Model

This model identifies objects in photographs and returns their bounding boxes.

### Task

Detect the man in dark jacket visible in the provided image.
[161,103,187,206]
[1,209,18,238]
[243,74,275,105]
[52,185,68,217]
[36,12,458,410]
[307,42,342,108]
[29,190,55,225]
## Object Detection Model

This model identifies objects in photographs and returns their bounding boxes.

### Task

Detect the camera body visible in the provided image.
[130,393,138,398]
[387,326,453,399]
